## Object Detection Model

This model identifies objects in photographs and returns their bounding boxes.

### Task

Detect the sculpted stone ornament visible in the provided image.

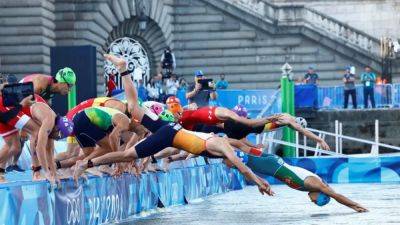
[104,37,150,88]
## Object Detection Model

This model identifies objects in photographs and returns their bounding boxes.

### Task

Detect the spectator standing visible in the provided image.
[154,74,165,102]
[303,66,319,85]
[160,47,176,76]
[105,73,118,97]
[147,76,160,101]
[137,79,148,101]
[361,66,376,108]
[343,66,357,109]
[165,74,179,97]
[216,73,229,89]
[179,77,188,91]
[186,70,217,107]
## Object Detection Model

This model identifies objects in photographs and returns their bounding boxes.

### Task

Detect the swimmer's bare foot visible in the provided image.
[162,158,170,172]
[57,168,73,179]
[132,161,142,177]
[98,165,114,176]
[185,153,196,160]
[45,173,58,188]
[32,171,45,181]
[145,163,157,173]
[153,163,164,172]
[113,163,127,177]
[86,167,104,177]
[103,54,127,73]
[73,160,88,185]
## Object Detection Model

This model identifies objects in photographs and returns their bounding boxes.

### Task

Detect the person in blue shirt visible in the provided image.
[137,79,148,101]
[360,66,376,108]
[216,74,229,89]
[303,66,319,85]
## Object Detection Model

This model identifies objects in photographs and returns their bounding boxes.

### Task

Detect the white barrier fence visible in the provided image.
[258,119,400,158]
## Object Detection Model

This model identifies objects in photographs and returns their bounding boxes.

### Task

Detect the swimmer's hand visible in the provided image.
[185,153,196,160]
[318,139,330,151]
[73,160,88,186]
[351,204,368,213]
[258,183,274,196]
[256,177,274,196]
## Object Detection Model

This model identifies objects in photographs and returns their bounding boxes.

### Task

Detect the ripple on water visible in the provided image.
[112,183,400,225]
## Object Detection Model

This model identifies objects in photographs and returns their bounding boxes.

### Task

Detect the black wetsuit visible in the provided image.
[193,119,264,140]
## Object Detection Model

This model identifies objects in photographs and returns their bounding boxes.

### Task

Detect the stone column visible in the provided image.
[0,0,55,78]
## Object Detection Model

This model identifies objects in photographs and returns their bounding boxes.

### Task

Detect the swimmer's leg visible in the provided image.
[215,107,268,127]
[154,147,180,160]
[226,138,263,156]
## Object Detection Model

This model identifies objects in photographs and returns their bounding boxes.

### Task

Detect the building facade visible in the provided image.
[0,0,398,95]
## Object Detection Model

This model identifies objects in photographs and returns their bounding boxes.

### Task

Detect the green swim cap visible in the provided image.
[159,110,175,122]
[55,67,76,85]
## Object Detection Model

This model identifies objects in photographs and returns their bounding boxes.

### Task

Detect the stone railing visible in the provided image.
[303,7,380,55]
[221,0,380,57]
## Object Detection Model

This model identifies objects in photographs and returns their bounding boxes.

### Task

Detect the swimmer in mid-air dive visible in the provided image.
[241,154,368,212]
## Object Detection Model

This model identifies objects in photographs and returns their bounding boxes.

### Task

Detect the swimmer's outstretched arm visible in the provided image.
[306,177,368,212]
[57,154,85,169]
[223,157,274,196]
[277,114,330,150]
[222,146,272,195]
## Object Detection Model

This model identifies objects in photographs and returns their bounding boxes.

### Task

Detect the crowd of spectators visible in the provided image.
[107,46,380,110]
[106,46,230,105]
[299,65,378,109]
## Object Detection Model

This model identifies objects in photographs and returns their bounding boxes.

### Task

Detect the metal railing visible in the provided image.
[318,84,398,109]
[259,119,400,158]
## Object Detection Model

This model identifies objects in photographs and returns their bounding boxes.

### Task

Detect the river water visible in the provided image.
[115,183,400,225]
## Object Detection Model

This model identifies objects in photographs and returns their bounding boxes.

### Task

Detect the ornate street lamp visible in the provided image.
[138,10,148,31]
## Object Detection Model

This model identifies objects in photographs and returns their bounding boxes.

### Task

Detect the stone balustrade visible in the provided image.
[222,0,380,56]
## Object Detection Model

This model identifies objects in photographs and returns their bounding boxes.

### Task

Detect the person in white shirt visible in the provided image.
[165,74,179,96]
[146,76,160,101]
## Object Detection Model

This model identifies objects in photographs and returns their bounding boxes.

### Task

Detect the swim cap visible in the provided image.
[159,110,175,122]
[142,101,164,116]
[166,96,180,105]
[167,103,183,114]
[55,116,74,139]
[55,67,76,85]
[315,192,331,206]
[166,96,183,114]
[232,105,248,118]
[295,117,307,128]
